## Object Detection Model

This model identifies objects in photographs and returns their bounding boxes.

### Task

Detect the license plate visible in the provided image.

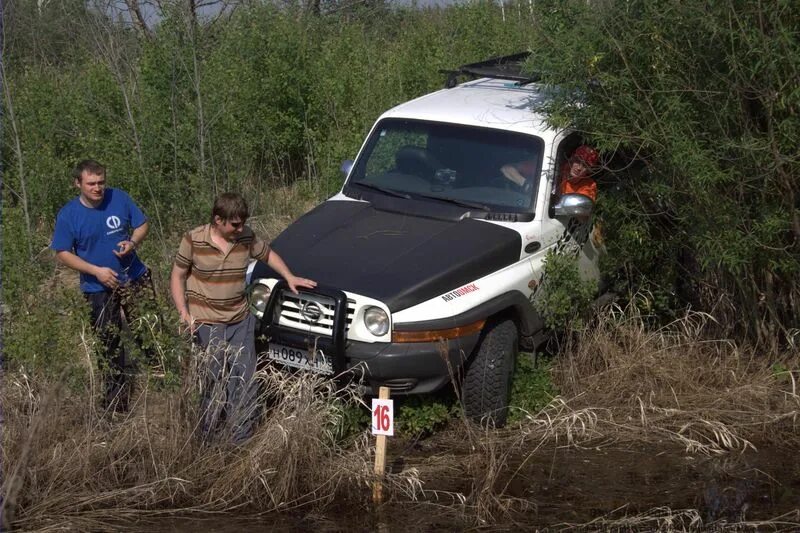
[266,343,333,375]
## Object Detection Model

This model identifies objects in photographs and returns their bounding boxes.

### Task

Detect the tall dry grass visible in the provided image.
[4,288,799,530]
[554,296,800,454]
[396,297,800,528]
[0,338,396,531]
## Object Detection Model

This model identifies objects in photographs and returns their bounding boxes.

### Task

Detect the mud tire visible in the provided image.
[462,319,517,428]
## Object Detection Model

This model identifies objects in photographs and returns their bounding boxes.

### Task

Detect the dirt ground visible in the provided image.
[370,434,799,530]
[136,433,800,532]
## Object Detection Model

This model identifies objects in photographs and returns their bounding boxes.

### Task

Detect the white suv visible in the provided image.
[247,53,602,426]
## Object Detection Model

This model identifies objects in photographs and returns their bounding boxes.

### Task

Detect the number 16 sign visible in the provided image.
[371,398,394,436]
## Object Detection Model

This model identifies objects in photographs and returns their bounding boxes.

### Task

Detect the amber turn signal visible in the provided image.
[391,319,485,343]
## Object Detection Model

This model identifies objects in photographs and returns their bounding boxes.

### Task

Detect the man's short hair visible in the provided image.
[73,159,106,182]
[212,193,249,223]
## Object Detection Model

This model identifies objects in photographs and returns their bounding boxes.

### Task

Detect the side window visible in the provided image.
[551,132,584,198]
[553,133,585,191]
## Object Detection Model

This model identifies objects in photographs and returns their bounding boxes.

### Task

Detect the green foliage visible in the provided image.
[121,291,189,390]
[526,0,800,342]
[508,355,556,423]
[770,362,797,388]
[396,394,458,437]
[596,175,682,320]
[331,399,370,442]
[534,251,597,330]
[3,282,89,389]
[332,391,460,439]
[2,1,533,373]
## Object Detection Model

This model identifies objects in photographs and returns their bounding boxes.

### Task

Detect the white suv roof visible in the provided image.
[379,78,558,143]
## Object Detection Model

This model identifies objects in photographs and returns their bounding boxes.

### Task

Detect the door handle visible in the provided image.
[525,242,541,253]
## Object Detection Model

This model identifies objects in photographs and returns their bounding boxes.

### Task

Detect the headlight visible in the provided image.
[248,283,271,316]
[364,306,389,336]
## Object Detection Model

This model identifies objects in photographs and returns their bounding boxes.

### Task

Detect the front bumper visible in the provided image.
[256,280,481,394]
[255,330,481,395]
[340,332,480,394]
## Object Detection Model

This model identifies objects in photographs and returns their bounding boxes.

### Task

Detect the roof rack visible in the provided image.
[441,52,538,88]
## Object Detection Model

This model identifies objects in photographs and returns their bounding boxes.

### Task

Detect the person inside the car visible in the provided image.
[558,144,599,202]
[500,144,600,202]
[499,159,536,192]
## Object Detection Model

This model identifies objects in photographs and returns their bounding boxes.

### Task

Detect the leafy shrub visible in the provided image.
[508,355,557,423]
[331,398,370,442]
[396,394,457,437]
[534,250,597,330]
[527,0,800,345]
[3,283,89,390]
[331,392,457,439]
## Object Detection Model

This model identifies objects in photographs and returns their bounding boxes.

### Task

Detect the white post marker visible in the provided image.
[371,395,394,436]
[372,387,392,505]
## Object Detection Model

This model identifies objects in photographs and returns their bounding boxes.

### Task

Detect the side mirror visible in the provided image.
[340,160,354,177]
[553,193,594,218]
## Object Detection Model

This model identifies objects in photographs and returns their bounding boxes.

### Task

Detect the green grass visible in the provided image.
[508,353,557,423]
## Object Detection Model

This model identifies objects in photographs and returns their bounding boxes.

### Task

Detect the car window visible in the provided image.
[350,118,545,213]
[365,128,427,177]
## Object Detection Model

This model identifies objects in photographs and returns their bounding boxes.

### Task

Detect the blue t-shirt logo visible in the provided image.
[107,216,121,230]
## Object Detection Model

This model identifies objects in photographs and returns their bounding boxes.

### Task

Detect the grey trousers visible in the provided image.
[193,314,257,444]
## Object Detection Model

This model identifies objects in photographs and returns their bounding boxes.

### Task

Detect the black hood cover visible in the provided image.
[254,200,521,312]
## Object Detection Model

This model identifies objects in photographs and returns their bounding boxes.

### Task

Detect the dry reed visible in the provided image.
[4,292,799,530]
[1,340,379,531]
[554,297,800,453]
[393,296,800,527]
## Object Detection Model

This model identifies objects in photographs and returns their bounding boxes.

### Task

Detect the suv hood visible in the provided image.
[256,200,521,312]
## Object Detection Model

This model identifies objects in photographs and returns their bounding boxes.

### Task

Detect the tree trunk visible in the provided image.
[123,0,152,40]
[1,61,34,260]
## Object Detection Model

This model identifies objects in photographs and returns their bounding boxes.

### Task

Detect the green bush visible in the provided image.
[508,355,556,423]
[396,394,457,437]
[332,392,457,439]
[534,250,597,330]
[2,1,533,373]
[526,0,800,344]
[3,284,89,389]
[331,399,371,442]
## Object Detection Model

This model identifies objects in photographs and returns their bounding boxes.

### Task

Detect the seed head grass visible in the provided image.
[4,293,799,530]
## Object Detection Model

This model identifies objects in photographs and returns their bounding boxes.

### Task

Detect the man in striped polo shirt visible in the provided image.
[170,192,316,443]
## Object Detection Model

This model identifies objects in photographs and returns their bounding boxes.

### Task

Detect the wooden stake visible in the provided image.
[372,386,390,505]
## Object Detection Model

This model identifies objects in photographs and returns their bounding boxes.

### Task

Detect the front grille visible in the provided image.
[276,290,355,337]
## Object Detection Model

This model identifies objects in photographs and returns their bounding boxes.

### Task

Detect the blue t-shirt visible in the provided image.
[51,188,148,293]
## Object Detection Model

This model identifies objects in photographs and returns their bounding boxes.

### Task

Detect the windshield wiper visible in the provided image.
[410,192,490,211]
[354,181,411,199]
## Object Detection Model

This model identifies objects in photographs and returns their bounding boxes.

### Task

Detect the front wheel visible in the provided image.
[462,319,518,428]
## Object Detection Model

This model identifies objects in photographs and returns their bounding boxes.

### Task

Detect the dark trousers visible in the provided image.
[193,314,258,444]
[85,270,157,410]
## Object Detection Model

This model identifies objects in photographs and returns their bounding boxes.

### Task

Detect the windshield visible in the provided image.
[347,118,544,213]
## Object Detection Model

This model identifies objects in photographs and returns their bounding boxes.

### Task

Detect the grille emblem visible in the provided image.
[300,301,323,323]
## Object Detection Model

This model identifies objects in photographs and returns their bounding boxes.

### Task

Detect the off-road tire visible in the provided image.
[462,319,518,428]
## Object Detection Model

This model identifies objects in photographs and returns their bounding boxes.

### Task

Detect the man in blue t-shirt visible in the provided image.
[51,159,156,412]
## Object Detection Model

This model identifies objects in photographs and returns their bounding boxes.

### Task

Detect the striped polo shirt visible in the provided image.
[175,224,270,324]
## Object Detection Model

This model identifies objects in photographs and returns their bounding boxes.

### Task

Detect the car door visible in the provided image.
[527,132,602,310]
